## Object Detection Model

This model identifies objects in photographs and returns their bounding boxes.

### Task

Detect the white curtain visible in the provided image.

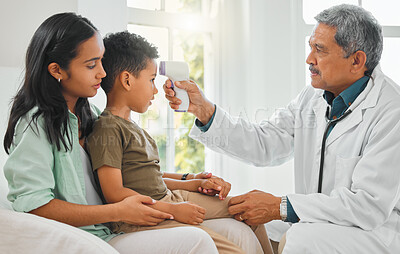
[206,0,309,196]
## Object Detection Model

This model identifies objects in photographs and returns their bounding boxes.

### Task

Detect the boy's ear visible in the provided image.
[47,62,65,82]
[119,71,133,91]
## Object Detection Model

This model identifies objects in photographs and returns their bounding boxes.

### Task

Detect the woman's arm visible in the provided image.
[30,199,118,227]
[30,195,172,227]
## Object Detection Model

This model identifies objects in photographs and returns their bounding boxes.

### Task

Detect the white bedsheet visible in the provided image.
[0,207,118,254]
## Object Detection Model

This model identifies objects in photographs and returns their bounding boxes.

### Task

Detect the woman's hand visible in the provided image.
[116,195,173,226]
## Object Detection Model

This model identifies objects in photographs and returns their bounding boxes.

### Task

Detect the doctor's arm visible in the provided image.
[164,79,302,167]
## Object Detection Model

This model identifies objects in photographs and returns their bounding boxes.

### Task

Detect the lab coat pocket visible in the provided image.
[334,155,361,189]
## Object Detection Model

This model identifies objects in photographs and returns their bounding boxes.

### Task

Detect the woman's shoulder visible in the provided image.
[11,107,50,150]
[17,106,43,129]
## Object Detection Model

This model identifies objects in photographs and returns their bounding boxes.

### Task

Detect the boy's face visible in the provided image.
[128,59,158,113]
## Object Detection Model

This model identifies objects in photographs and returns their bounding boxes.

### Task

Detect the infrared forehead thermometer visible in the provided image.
[159,61,190,112]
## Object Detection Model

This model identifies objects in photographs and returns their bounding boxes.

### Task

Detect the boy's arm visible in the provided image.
[162,172,215,193]
[97,165,140,203]
[97,165,205,224]
[163,177,231,200]
[162,171,213,180]
[163,172,194,180]
[163,178,206,192]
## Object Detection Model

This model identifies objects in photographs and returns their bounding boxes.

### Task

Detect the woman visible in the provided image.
[3,12,264,253]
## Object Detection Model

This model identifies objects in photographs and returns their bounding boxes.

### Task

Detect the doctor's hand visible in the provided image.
[228,190,281,225]
[117,195,173,226]
[163,79,215,124]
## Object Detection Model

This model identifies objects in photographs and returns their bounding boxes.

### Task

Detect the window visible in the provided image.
[302,0,358,24]
[127,0,216,173]
[127,24,169,171]
[172,30,207,173]
[127,0,161,11]
[363,0,400,26]
[165,0,202,14]
[381,38,400,86]
[127,0,204,14]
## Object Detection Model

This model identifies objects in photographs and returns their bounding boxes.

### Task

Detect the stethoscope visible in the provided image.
[317,74,372,193]
[317,106,352,193]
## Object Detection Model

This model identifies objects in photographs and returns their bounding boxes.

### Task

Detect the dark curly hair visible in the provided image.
[101,31,159,94]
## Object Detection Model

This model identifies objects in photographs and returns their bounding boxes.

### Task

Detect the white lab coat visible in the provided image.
[190,65,400,252]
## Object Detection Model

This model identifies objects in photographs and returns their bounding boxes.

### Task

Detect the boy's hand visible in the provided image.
[193,171,213,179]
[198,176,231,200]
[117,195,173,226]
[171,202,206,225]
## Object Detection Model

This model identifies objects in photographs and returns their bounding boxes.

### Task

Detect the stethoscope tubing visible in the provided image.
[317,109,353,193]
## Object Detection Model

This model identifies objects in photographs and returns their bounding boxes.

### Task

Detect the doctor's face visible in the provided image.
[306,23,355,96]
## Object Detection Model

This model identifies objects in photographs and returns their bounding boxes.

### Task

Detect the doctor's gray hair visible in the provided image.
[315,4,383,73]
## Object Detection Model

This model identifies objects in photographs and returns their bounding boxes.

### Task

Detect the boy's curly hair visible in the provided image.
[101,31,159,94]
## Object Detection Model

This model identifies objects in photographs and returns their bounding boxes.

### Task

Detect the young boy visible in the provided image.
[86,31,271,254]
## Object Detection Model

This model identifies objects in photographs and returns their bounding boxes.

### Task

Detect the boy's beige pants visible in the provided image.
[111,190,273,254]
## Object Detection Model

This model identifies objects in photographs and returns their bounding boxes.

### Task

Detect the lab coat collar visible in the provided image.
[311,92,328,153]
[325,64,383,147]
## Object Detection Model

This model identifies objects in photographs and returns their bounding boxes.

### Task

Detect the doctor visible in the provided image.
[164,4,400,254]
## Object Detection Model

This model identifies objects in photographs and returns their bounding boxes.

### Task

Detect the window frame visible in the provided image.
[127,1,219,172]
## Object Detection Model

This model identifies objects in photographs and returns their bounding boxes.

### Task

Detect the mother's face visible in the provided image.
[59,32,106,104]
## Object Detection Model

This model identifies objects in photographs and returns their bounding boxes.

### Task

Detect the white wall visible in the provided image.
[0,0,126,197]
[0,0,77,199]
[0,0,78,69]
